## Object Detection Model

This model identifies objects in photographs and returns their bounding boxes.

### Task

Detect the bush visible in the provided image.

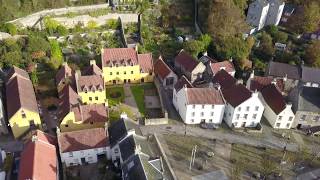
[105,19,119,29]
[3,23,17,35]
[56,25,68,36]
[87,20,98,29]
[49,40,63,69]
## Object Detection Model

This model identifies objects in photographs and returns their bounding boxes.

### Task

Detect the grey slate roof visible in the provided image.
[301,66,320,84]
[119,134,153,163]
[108,118,141,146]
[295,86,320,112]
[122,154,163,180]
[265,61,301,80]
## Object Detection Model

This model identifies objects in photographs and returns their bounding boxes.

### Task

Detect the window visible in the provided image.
[255,106,259,111]
[192,105,195,109]
[124,71,126,75]
[131,71,134,74]
[229,113,231,117]
[90,122,93,125]
[211,105,214,109]
[69,152,73,157]
[252,114,257,119]
[95,97,98,100]
[116,72,119,75]
[236,114,240,120]
[288,117,293,121]
[300,115,306,121]
[278,116,283,121]
[238,107,241,111]
[89,97,92,101]
[191,119,194,122]
[201,112,204,117]
[202,105,205,109]
[21,111,26,118]
[211,112,214,116]
[246,106,250,111]
[114,148,119,153]
[65,124,69,127]
[286,123,291,128]
[192,112,195,117]
[233,122,238,127]
[209,119,212,123]
[313,116,320,122]
[244,114,248,119]
[110,72,112,75]
[276,123,281,127]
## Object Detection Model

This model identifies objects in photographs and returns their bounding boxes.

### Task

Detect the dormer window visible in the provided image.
[21,111,26,118]
[83,86,88,93]
[91,86,96,93]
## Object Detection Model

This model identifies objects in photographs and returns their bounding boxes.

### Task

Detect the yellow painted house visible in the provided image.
[6,67,42,139]
[58,85,108,132]
[101,48,154,85]
[76,60,107,105]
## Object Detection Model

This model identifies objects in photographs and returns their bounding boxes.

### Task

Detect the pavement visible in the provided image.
[140,124,300,152]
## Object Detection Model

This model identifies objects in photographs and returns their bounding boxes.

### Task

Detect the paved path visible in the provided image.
[123,85,141,117]
[140,125,300,152]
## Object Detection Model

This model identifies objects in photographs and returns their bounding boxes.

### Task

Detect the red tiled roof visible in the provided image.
[58,128,109,153]
[186,88,224,104]
[82,64,102,76]
[77,75,104,92]
[222,84,252,107]
[58,85,80,121]
[18,131,57,180]
[175,50,199,72]
[138,53,153,73]
[72,104,108,123]
[103,48,138,66]
[250,76,284,92]
[212,69,237,90]
[174,76,193,92]
[6,75,39,120]
[210,60,235,75]
[55,63,73,86]
[260,84,286,115]
[6,66,30,82]
[154,58,172,80]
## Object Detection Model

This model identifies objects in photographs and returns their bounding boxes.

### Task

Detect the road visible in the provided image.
[140,124,300,152]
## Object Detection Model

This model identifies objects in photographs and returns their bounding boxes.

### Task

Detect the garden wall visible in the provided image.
[8,4,110,28]
[53,13,138,28]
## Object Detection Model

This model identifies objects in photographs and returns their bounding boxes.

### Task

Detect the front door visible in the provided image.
[241,122,246,127]
[81,158,86,164]
[141,78,144,83]
[124,79,127,83]
[113,80,116,85]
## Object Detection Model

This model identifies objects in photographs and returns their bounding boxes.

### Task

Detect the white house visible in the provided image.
[222,84,264,128]
[260,84,295,129]
[173,77,225,125]
[58,127,110,167]
[154,57,178,88]
[174,49,206,83]
[246,0,285,31]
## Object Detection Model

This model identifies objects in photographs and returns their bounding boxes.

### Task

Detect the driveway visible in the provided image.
[140,124,300,152]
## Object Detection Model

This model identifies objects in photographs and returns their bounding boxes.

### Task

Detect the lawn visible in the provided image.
[106,86,125,106]
[108,104,134,124]
[130,83,154,116]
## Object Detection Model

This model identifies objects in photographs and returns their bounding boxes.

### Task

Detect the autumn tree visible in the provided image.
[288,1,320,34]
[258,32,275,60]
[304,40,320,67]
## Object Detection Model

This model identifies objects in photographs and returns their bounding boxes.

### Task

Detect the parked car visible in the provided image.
[200,122,219,129]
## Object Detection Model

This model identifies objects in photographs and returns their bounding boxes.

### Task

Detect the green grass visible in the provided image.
[130,85,146,116]
[106,86,125,106]
[109,104,134,124]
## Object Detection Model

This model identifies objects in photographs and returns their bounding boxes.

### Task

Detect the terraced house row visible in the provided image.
[154,49,320,131]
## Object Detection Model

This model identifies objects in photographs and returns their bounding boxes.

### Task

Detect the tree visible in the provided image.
[2,51,22,68]
[304,40,320,67]
[56,25,68,36]
[27,35,50,56]
[206,0,248,39]
[87,20,98,29]
[44,17,60,35]
[3,23,17,35]
[49,40,63,69]
[183,34,212,57]
[30,70,39,86]
[288,1,320,34]
[258,32,275,60]
[266,25,288,43]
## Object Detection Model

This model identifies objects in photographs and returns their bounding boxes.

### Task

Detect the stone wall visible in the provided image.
[53,13,138,28]
[8,4,110,28]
